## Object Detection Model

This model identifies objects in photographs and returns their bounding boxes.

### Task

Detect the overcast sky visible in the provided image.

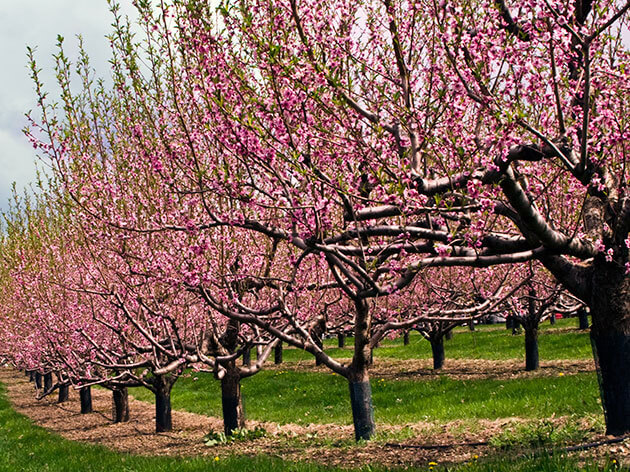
[0,1,136,211]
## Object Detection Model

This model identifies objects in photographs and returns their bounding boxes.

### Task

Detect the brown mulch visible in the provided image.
[0,366,624,469]
[269,357,596,381]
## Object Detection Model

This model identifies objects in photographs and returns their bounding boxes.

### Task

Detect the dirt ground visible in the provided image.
[275,357,598,381]
[1,365,627,469]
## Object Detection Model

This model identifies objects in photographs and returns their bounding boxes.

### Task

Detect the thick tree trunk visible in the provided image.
[34,372,42,390]
[58,384,69,403]
[468,319,475,331]
[348,378,375,441]
[338,333,345,348]
[590,262,630,436]
[403,331,410,345]
[221,366,245,436]
[524,326,539,371]
[347,299,376,441]
[578,308,589,330]
[154,377,174,433]
[550,313,556,325]
[431,337,445,370]
[274,342,283,365]
[43,373,53,392]
[112,388,130,423]
[506,316,513,330]
[80,387,93,413]
[445,329,453,341]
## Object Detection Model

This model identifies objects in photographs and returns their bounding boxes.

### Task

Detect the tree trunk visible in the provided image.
[403,331,410,345]
[242,347,251,367]
[34,372,42,389]
[154,377,174,433]
[28,370,35,382]
[589,263,630,435]
[578,308,589,330]
[338,333,345,348]
[221,366,245,436]
[348,299,376,441]
[58,384,69,403]
[468,319,475,331]
[80,387,93,413]
[431,337,445,370]
[348,379,375,441]
[445,329,453,341]
[274,342,283,365]
[43,373,53,392]
[112,388,130,423]
[550,313,556,325]
[506,316,513,330]
[524,326,539,371]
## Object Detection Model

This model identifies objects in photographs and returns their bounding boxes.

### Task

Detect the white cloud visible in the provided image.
[0,0,137,210]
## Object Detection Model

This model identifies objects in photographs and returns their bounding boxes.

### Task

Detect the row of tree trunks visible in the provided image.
[24,371,131,424]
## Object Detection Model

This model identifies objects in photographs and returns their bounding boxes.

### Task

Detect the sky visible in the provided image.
[0,1,136,212]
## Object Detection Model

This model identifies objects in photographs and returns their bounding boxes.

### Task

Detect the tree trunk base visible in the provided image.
[112,388,130,423]
[591,332,630,436]
[349,381,375,441]
[58,385,69,403]
[80,387,93,414]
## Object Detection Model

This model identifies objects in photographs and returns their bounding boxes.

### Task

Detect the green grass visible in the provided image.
[130,369,601,426]
[0,382,620,471]
[279,317,593,363]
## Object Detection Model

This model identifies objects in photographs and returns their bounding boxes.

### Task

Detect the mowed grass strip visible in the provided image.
[0,382,618,472]
[130,370,600,426]
[281,318,593,363]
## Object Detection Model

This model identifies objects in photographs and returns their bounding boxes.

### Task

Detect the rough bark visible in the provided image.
[80,386,93,414]
[154,376,174,433]
[431,336,445,370]
[34,372,42,389]
[525,326,539,371]
[43,373,52,392]
[590,261,630,435]
[57,384,69,403]
[348,379,375,441]
[112,388,130,423]
[347,299,376,440]
[242,347,251,367]
[221,365,246,436]
[274,342,283,365]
